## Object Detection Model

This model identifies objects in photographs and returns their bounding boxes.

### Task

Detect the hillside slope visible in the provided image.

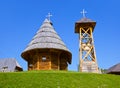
[0,71,120,88]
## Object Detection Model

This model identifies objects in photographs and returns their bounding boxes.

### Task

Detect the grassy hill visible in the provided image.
[0,71,120,88]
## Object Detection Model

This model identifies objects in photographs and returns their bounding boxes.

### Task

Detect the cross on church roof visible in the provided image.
[46,13,52,21]
[81,9,87,18]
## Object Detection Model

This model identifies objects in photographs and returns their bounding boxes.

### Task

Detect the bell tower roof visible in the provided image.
[75,9,96,33]
[76,17,96,23]
[75,17,96,33]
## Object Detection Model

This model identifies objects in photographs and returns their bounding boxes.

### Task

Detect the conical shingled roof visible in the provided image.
[22,18,71,54]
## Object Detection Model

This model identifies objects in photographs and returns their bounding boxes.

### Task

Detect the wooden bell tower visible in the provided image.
[75,10,98,73]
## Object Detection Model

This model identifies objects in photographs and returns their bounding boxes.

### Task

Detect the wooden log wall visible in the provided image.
[27,50,68,71]
[51,52,59,70]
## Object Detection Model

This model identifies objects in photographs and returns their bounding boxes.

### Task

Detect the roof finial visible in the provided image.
[46,13,52,21]
[81,9,87,18]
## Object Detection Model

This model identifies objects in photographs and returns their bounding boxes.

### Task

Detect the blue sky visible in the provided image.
[0,0,120,71]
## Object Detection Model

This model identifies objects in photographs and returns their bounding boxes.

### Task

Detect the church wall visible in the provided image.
[39,55,51,70]
[60,58,68,70]
[28,53,51,70]
[27,51,68,71]
[60,54,68,70]
[51,52,59,70]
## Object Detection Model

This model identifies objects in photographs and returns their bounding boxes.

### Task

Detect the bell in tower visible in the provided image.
[75,10,99,73]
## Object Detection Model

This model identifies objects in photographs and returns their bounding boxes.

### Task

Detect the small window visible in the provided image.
[2,66,8,72]
[42,56,46,61]
[29,64,33,67]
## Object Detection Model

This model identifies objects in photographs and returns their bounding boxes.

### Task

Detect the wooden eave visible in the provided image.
[21,48,72,64]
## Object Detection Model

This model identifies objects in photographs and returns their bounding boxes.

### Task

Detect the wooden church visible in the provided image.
[21,16,72,71]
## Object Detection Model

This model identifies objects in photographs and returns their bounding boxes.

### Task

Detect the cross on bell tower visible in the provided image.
[75,10,99,73]
[80,9,87,18]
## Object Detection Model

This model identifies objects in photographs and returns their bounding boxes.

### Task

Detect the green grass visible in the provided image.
[0,71,120,88]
